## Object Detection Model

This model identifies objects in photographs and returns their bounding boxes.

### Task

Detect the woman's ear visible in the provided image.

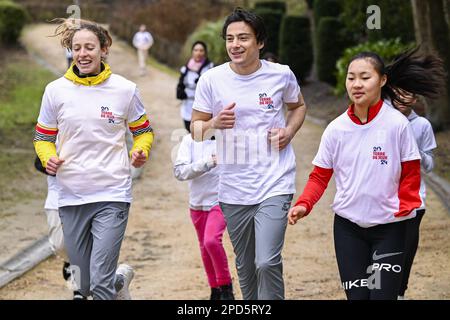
[380,74,387,87]
[101,47,109,60]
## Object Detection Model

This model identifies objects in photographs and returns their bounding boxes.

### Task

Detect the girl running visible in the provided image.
[34,18,154,300]
[393,93,437,299]
[173,134,234,300]
[34,156,81,298]
[288,48,445,300]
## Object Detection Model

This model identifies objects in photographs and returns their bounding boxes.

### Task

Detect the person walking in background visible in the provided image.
[288,48,446,300]
[173,134,234,300]
[33,156,84,299]
[190,8,307,300]
[393,92,437,300]
[35,18,154,300]
[262,52,278,63]
[132,24,154,76]
[176,41,214,133]
[65,48,73,68]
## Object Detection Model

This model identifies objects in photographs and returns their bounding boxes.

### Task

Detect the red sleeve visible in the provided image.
[294,165,333,216]
[395,159,421,217]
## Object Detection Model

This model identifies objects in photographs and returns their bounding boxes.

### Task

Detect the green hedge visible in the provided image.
[316,17,349,85]
[340,0,415,43]
[253,8,284,56]
[334,38,413,95]
[279,15,312,82]
[0,1,28,45]
[306,0,314,9]
[313,0,341,26]
[254,1,287,14]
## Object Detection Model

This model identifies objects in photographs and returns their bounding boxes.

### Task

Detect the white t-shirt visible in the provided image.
[193,60,300,205]
[407,110,437,209]
[37,74,146,207]
[173,135,218,210]
[179,62,213,121]
[133,31,154,50]
[45,175,58,210]
[313,102,421,227]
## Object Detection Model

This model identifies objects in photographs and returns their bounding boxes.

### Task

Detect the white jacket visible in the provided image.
[173,135,218,210]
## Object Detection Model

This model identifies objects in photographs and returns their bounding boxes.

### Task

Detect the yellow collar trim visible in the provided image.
[64,62,112,86]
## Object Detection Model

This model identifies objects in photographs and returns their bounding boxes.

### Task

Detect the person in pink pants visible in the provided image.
[174,134,234,300]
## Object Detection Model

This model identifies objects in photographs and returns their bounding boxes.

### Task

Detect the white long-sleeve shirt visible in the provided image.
[45,176,58,210]
[132,31,153,50]
[173,135,218,210]
[408,110,437,209]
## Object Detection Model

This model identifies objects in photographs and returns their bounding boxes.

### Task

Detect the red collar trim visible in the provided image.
[347,99,383,125]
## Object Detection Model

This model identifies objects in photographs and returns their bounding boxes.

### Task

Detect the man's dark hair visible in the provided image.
[222,7,267,46]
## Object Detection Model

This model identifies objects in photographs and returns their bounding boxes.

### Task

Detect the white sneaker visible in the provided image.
[115,264,135,300]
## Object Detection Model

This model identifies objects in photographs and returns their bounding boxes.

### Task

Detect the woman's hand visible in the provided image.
[131,149,147,168]
[288,205,307,225]
[46,156,65,175]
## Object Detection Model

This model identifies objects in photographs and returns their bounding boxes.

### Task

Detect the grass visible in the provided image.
[0,48,56,204]
[148,55,178,77]
[0,53,55,135]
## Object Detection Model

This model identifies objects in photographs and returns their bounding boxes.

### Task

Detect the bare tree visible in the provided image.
[411,0,450,130]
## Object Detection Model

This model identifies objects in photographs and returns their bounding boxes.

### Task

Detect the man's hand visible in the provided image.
[46,156,65,175]
[131,149,147,168]
[268,127,293,151]
[288,205,308,225]
[211,103,236,129]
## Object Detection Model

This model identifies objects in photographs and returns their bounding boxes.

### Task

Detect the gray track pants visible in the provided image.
[220,194,293,300]
[59,201,130,300]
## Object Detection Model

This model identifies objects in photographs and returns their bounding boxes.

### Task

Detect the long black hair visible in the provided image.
[347,47,447,107]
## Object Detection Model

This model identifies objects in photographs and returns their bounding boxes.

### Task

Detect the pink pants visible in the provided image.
[190,205,232,288]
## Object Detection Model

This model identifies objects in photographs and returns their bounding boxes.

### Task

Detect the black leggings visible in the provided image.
[399,209,425,296]
[184,120,191,133]
[334,214,408,300]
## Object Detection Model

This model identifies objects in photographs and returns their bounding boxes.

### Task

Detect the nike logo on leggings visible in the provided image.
[372,250,403,261]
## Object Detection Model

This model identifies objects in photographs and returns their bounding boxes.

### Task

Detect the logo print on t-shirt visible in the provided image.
[101,106,115,124]
[372,146,388,165]
[259,93,274,110]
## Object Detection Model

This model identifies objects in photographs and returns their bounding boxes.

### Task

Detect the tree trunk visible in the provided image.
[306,3,318,81]
[411,0,450,130]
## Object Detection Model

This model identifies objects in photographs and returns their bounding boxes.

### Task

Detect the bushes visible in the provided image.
[305,0,314,9]
[0,1,28,45]
[340,0,415,43]
[316,17,348,85]
[313,0,341,26]
[334,39,414,95]
[279,16,312,82]
[254,1,286,14]
[253,8,283,56]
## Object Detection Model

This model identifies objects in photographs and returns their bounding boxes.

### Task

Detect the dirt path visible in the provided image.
[1,23,449,300]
